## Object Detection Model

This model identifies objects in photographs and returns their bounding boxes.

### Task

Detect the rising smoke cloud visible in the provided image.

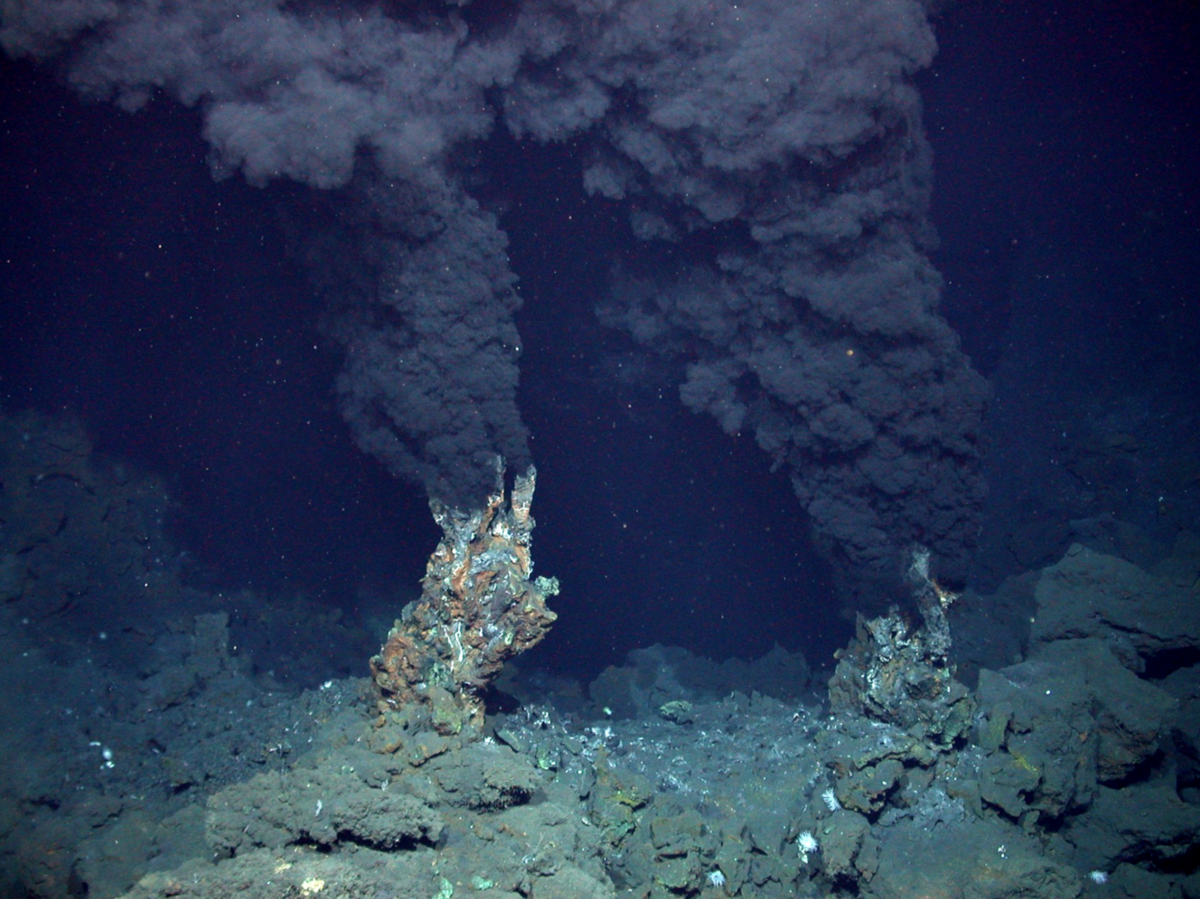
[2,0,987,578]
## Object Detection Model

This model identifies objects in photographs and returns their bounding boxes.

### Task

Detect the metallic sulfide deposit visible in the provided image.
[370,459,558,736]
[827,546,974,751]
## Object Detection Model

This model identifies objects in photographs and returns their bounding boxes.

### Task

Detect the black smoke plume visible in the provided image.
[2,0,987,579]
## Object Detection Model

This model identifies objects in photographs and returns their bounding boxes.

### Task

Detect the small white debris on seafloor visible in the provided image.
[821,788,840,811]
[707,869,726,887]
[1088,870,1108,885]
[797,830,819,863]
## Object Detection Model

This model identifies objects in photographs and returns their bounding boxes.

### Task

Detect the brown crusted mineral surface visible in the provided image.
[370,460,558,734]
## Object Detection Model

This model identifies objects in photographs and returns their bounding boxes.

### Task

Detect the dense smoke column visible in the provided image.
[314,173,531,507]
[0,1,531,506]
[503,0,990,582]
[3,0,989,579]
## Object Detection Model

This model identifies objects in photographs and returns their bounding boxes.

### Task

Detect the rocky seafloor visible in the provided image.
[3,411,1200,899]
